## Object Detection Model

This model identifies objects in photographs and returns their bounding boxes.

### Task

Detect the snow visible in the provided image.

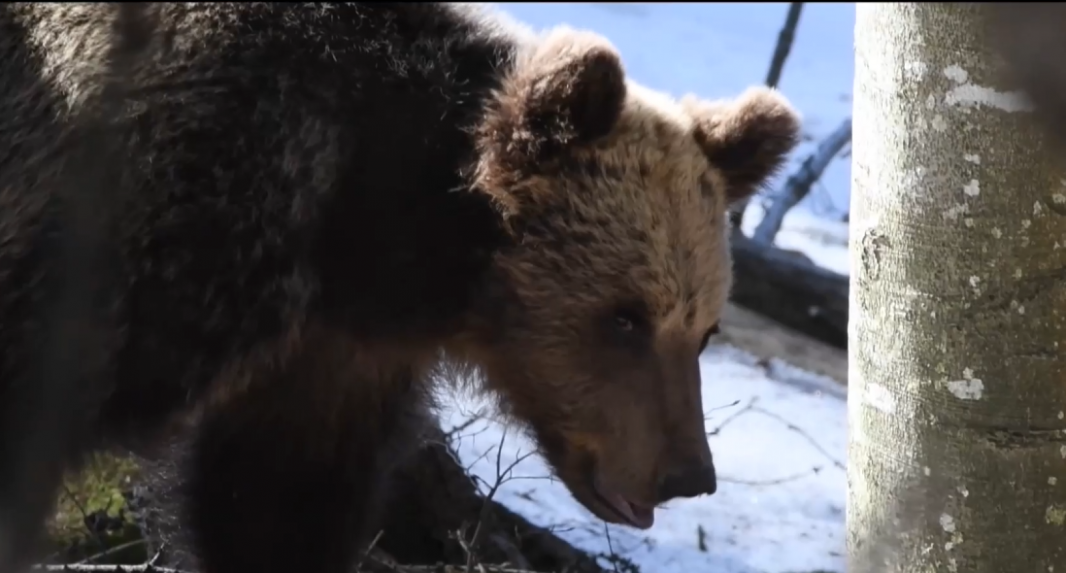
[435,4,856,573]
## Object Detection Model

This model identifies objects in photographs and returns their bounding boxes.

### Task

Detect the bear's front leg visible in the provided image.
[180,329,433,573]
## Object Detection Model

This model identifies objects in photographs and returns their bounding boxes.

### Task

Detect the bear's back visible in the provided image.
[0,3,517,425]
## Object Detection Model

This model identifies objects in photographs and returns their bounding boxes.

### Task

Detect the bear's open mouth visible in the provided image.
[587,477,655,530]
[591,489,655,529]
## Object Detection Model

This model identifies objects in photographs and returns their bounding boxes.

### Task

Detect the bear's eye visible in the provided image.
[611,307,649,336]
[698,322,722,352]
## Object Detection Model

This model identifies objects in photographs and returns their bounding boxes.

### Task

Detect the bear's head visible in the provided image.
[458,27,800,529]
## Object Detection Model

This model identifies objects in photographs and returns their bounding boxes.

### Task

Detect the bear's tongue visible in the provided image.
[599,491,655,529]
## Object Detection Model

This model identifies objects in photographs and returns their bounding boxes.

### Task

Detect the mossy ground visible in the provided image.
[45,452,147,565]
[39,451,841,573]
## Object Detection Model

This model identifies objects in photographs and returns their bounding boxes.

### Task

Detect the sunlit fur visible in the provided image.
[0,4,799,572]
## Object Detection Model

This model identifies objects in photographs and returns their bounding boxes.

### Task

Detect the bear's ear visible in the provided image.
[683,87,801,204]
[482,27,627,166]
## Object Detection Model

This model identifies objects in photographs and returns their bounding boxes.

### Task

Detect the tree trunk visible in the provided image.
[986,3,1066,148]
[849,4,1066,572]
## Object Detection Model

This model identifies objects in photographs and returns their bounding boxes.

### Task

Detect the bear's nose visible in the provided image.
[656,459,717,502]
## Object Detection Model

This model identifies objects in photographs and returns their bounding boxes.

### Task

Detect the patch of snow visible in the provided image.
[438,343,847,573]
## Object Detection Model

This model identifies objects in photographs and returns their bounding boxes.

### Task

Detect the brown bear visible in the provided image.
[0,3,800,573]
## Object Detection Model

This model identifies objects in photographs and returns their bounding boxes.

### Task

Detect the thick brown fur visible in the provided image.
[0,4,799,573]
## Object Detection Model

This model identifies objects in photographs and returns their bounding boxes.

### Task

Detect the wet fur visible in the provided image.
[0,4,799,572]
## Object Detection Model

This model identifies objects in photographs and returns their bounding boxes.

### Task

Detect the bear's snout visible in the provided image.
[656,457,717,502]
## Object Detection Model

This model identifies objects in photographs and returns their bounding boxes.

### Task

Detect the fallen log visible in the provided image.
[728,232,849,350]
[376,426,606,573]
[125,426,607,573]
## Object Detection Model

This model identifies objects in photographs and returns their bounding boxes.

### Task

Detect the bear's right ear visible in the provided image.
[478,27,627,170]
[683,87,801,204]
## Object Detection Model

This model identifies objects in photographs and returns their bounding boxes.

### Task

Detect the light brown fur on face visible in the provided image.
[459,26,801,528]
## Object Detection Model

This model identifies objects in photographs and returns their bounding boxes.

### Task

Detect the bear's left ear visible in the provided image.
[682,87,801,204]
[480,27,627,168]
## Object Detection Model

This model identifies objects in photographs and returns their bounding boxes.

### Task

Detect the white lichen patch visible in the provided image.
[1061,445,1066,459]
[864,383,896,414]
[1050,476,1058,486]
[1046,505,1066,526]
[932,115,948,132]
[1055,193,1066,205]
[940,513,957,532]
[923,466,931,476]
[945,81,1035,113]
[963,153,980,164]
[944,65,969,84]
[957,484,969,498]
[905,60,928,80]
[963,179,980,197]
[1035,201,1046,217]
[942,203,969,221]
[947,368,984,400]
[991,227,1002,239]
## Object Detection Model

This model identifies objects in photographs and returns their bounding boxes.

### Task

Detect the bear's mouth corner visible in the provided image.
[590,487,655,529]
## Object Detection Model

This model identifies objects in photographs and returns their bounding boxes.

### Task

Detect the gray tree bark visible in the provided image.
[849,4,1066,572]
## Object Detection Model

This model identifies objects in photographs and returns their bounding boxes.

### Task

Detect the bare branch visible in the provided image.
[34,565,185,573]
[730,2,805,229]
[720,467,823,486]
[749,405,845,471]
[706,397,759,436]
[708,395,844,483]
[73,540,147,567]
[752,117,852,245]
[34,561,558,573]
[461,429,539,571]
[764,2,805,89]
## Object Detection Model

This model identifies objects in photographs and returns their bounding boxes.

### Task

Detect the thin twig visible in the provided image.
[706,397,759,436]
[749,405,845,470]
[355,530,385,573]
[74,540,146,566]
[34,565,185,573]
[719,466,823,486]
[708,395,845,474]
[37,562,555,573]
[60,485,110,555]
[461,429,536,571]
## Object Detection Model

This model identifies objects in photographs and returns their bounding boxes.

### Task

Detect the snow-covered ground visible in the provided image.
[437,4,856,573]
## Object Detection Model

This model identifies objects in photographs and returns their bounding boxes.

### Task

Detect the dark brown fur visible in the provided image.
[0,4,799,573]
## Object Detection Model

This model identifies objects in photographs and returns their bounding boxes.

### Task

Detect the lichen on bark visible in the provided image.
[849,3,1066,572]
